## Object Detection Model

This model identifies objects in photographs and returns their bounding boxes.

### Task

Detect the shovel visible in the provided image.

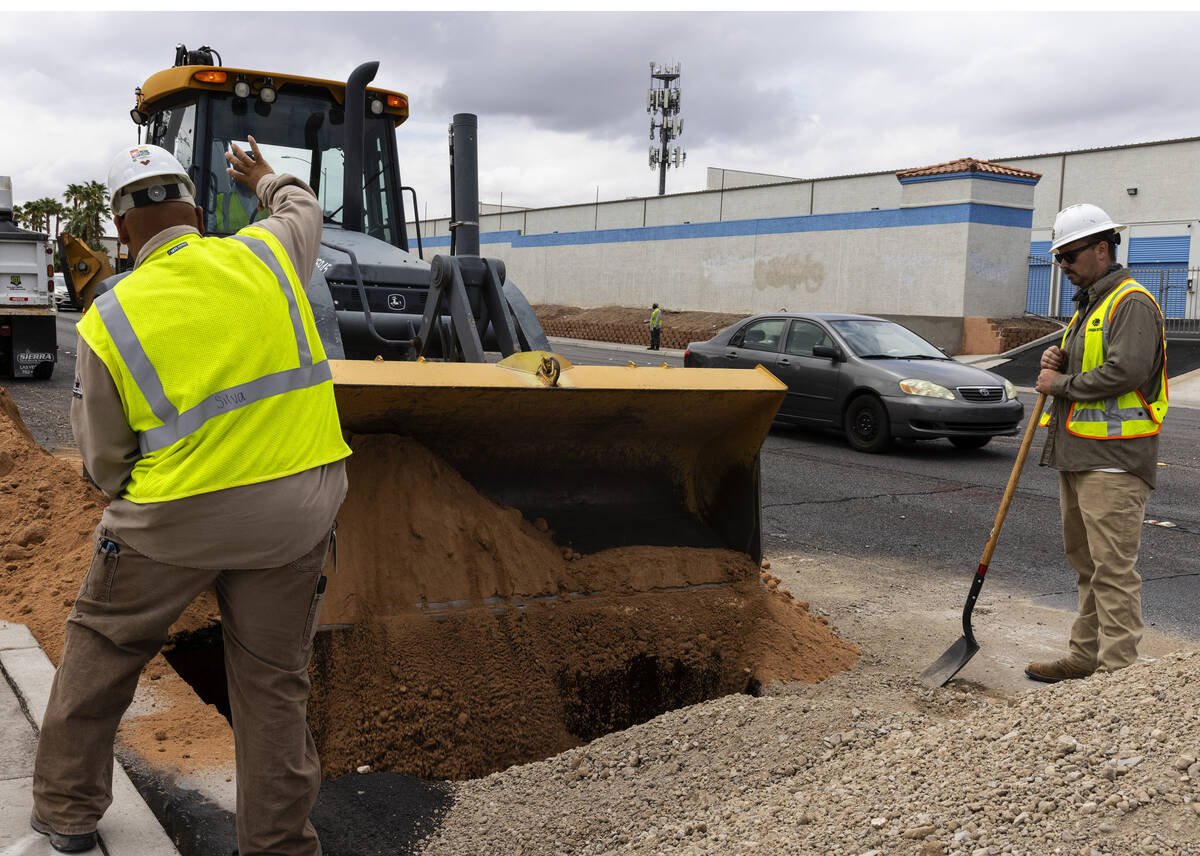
[920,392,1047,687]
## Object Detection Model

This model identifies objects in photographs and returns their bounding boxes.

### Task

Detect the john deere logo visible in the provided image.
[387,294,406,311]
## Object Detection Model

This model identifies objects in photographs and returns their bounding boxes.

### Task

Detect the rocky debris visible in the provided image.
[419,651,1200,855]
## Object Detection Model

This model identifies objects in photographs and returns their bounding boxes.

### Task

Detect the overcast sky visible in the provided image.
[4,9,1200,231]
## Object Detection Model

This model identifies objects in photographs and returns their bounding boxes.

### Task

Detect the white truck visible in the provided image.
[0,176,57,379]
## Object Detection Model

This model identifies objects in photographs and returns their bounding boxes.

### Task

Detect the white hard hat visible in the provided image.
[107,144,196,216]
[1048,203,1125,254]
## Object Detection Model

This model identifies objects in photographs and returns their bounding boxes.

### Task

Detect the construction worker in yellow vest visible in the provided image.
[32,139,349,855]
[1026,203,1167,685]
[648,302,663,350]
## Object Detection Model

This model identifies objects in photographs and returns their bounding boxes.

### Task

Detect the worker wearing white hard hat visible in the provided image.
[1026,203,1167,685]
[32,136,348,856]
[106,143,197,216]
[1046,202,1125,256]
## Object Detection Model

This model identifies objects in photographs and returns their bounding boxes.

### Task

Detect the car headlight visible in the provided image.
[1004,379,1017,400]
[899,378,955,400]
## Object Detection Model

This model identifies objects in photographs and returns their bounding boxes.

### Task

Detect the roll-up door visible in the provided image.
[1128,236,1189,319]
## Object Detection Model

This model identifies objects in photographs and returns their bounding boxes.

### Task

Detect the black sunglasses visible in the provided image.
[1054,236,1104,265]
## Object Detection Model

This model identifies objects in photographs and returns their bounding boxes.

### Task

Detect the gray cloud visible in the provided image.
[4,11,1200,216]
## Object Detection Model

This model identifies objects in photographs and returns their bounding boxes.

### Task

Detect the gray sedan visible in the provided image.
[684,312,1024,453]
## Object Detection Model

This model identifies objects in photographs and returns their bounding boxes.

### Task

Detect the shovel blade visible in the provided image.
[920,635,980,687]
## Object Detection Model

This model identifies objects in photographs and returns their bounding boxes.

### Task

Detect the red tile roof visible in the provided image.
[896,158,1042,180]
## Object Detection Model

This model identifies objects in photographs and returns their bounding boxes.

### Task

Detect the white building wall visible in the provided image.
[813,174,900,214]
[716,182,814,220]
[405,136,1200,339]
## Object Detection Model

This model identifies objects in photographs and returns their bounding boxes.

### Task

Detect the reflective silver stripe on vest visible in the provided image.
[93,290,177,426]
[95,237,329,454]
[139,361,332,453]
[232,233,312,367]
[1071,399,1152,430]
[1099,281,1140,353]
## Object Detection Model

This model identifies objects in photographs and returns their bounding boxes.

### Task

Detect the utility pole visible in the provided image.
[647,61,685,196]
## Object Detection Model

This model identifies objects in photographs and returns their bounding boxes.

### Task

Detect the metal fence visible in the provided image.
[1027,255,1200,333]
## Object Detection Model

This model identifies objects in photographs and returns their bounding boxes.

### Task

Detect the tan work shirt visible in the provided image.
[1039,265,1165,490]
[72,172,347,568]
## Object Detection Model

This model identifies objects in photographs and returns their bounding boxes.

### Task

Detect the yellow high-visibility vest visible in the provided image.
[1039,278,1168,439]
[650,307,662,329]
[77,226,350,502]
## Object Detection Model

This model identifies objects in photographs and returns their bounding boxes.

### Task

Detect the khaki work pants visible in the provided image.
[1059,470,1149,671]
[33,525,332,856]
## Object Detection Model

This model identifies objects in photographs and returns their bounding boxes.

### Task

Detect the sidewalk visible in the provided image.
[0,621,179,855]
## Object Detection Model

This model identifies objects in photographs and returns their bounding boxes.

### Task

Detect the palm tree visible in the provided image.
[23,198,50,233]
[30,197,67,237]
[64,182,87,214]
[63,180,110,251]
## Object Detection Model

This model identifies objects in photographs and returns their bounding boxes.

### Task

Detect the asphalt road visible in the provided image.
[6,322,1199,643]
[553,337,1200,643]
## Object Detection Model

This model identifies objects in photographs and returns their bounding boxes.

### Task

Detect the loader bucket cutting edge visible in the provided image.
[326,357,786,623]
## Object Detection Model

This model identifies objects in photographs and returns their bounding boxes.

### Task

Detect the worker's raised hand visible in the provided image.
[226,135,274,206]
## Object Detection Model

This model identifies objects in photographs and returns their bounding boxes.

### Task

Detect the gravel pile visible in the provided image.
[418,651,1200,855]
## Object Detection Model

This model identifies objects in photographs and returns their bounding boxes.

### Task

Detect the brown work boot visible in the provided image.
[31,814,97,852]
[1024,658,1094,684]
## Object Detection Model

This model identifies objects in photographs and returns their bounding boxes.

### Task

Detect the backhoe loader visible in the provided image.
[113,45,802,781]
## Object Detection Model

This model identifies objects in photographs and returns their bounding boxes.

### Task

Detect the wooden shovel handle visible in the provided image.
[978,392,1047,570]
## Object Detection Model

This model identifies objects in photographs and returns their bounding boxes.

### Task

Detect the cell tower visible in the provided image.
[647,61,685,196]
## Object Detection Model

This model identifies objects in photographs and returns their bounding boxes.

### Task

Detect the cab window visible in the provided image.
[149,101,197,176]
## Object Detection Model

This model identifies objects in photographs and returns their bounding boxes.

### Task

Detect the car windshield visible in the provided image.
[828,319,946,359]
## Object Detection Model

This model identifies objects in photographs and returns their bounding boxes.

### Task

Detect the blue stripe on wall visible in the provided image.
[418,229,519,249]
[416,203,1032,251]
[473,203,1033,249]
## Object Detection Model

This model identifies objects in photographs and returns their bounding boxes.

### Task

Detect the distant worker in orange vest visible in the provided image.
[1027,203,1167,685]
[648,302,663,351]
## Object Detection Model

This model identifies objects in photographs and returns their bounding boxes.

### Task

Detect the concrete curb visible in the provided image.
[0,621,180,855]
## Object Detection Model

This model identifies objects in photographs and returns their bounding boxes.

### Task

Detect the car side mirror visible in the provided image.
[812,344,842,361]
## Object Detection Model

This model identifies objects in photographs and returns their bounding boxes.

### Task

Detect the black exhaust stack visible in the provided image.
[342,61,379,235]
[448,114,480,256]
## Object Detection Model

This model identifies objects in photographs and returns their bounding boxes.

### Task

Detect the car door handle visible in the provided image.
[779,358,790,365]
[725,352,738,359]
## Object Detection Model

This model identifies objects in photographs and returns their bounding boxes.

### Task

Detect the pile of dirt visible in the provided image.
[0,387,231,772]
[0,388,103,664]
[534,304,749,351]
[307,435,858,780]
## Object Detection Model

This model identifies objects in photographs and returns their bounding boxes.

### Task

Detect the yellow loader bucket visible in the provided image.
[322,353,785,625]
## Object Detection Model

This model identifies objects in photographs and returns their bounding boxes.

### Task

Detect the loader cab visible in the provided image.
[135,64,410,248]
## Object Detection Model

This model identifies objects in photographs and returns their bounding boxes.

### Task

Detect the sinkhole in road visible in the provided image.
[158,577,854,784]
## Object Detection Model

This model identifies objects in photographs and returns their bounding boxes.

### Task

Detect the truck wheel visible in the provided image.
[31,361,53,380]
